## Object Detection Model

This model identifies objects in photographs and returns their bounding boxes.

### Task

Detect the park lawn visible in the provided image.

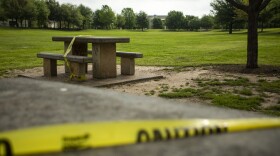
[0,28,279,75]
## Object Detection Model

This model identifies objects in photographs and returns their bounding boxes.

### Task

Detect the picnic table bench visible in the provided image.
[37,52,92,78]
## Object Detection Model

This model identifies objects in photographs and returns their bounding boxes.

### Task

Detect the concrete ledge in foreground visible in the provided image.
[0,78,279,156]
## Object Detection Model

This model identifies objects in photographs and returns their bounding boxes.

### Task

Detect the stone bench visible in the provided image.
[37,52,92,80]
[88,50,143,75]
[116,52,143,75]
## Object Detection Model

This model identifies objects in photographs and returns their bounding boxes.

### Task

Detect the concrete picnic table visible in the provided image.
[52,36,130,79]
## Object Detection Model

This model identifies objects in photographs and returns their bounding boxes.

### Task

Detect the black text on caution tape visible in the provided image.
[0,139,12,156]
[137,125,228,143]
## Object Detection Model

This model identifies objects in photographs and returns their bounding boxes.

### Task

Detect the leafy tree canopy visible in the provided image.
[152,17,163,29]
[136,11,149,31]
[166,10,185,30]
[121,8,136,29]
[116,14,125,29]
[99,5,115,29]
[200,15,214,30]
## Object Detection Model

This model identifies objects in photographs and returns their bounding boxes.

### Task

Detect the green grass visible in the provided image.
[159,88,198,98]
[239,88,253,96]
[159,87,262,111]
[195,77,251,87]
[211,94,262,111]
[159,76,280,116]
[0,28,280,75]
[159,91,194,98]
[258,80,280,93]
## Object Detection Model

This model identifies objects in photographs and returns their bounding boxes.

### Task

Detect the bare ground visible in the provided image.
[2,65,280,108]
[108,65,280,108]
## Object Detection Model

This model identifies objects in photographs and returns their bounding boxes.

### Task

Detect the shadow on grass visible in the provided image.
[258,31,280,36]
[204,29,280,36]
[197,29,248,35]
[211,64,280,76]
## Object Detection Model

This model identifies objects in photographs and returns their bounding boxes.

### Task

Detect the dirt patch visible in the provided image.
[107,65,280,109]
[2,65,280,109]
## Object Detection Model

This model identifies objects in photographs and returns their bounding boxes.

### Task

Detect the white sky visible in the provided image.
[56,0,213,17]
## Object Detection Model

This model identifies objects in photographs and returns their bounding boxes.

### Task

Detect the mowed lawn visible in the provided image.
[0,28,279,75]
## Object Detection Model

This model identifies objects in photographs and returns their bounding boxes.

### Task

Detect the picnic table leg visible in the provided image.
[43,58,57,76]
[72,43,88,73]
[64,41,70,73]
[64,42,88,74]
[121,57,135,75]
[70,62,86,81]
[92,43,117,79]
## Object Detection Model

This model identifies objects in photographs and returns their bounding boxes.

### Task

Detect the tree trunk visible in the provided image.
[229,21,233,34]
[15,19,19,28]
[246,11,259,68]
[28,20,32,28]
[20,20,23,28]
[261,21,264,32]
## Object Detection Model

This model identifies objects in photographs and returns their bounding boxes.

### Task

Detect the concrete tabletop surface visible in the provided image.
[0,78,279,156]
[52,36,130,43]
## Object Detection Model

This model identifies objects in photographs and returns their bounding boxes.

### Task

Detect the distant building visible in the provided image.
[0,21,9,27]
[0,19,29,27]
[147,15,167,29]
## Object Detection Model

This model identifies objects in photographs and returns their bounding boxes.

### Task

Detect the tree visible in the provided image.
[233,8,247,29]
[60,3,71,28]
[34,0,50,28]
[166,11,185,30]
[184,15,195,30]
[70,5,83,29]
[152,17,163,29]
[46,0,61,29]
[60,4,83,29]
[92,9,103,29]
[226,0,271,68]
[1,0,21,27]
[211,0,237,34]
[23,0,37,28]
[259,5,272,32]
[186,15,200,31]
[78,4,93,29]
[264,0,280,27]
[136,11,149,31]
[99,5,115,29]
[200,15,214,30]
[17,0,29,27]
[121,8,136,29]
[116,14,125,29]
[0,0,7,22]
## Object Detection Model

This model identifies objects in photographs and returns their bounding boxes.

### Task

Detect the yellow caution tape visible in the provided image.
[63,35,91,81]
[63,36,76,80]
[0,118,280,156]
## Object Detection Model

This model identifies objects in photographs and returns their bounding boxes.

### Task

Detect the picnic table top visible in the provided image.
[52,36,130,43]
